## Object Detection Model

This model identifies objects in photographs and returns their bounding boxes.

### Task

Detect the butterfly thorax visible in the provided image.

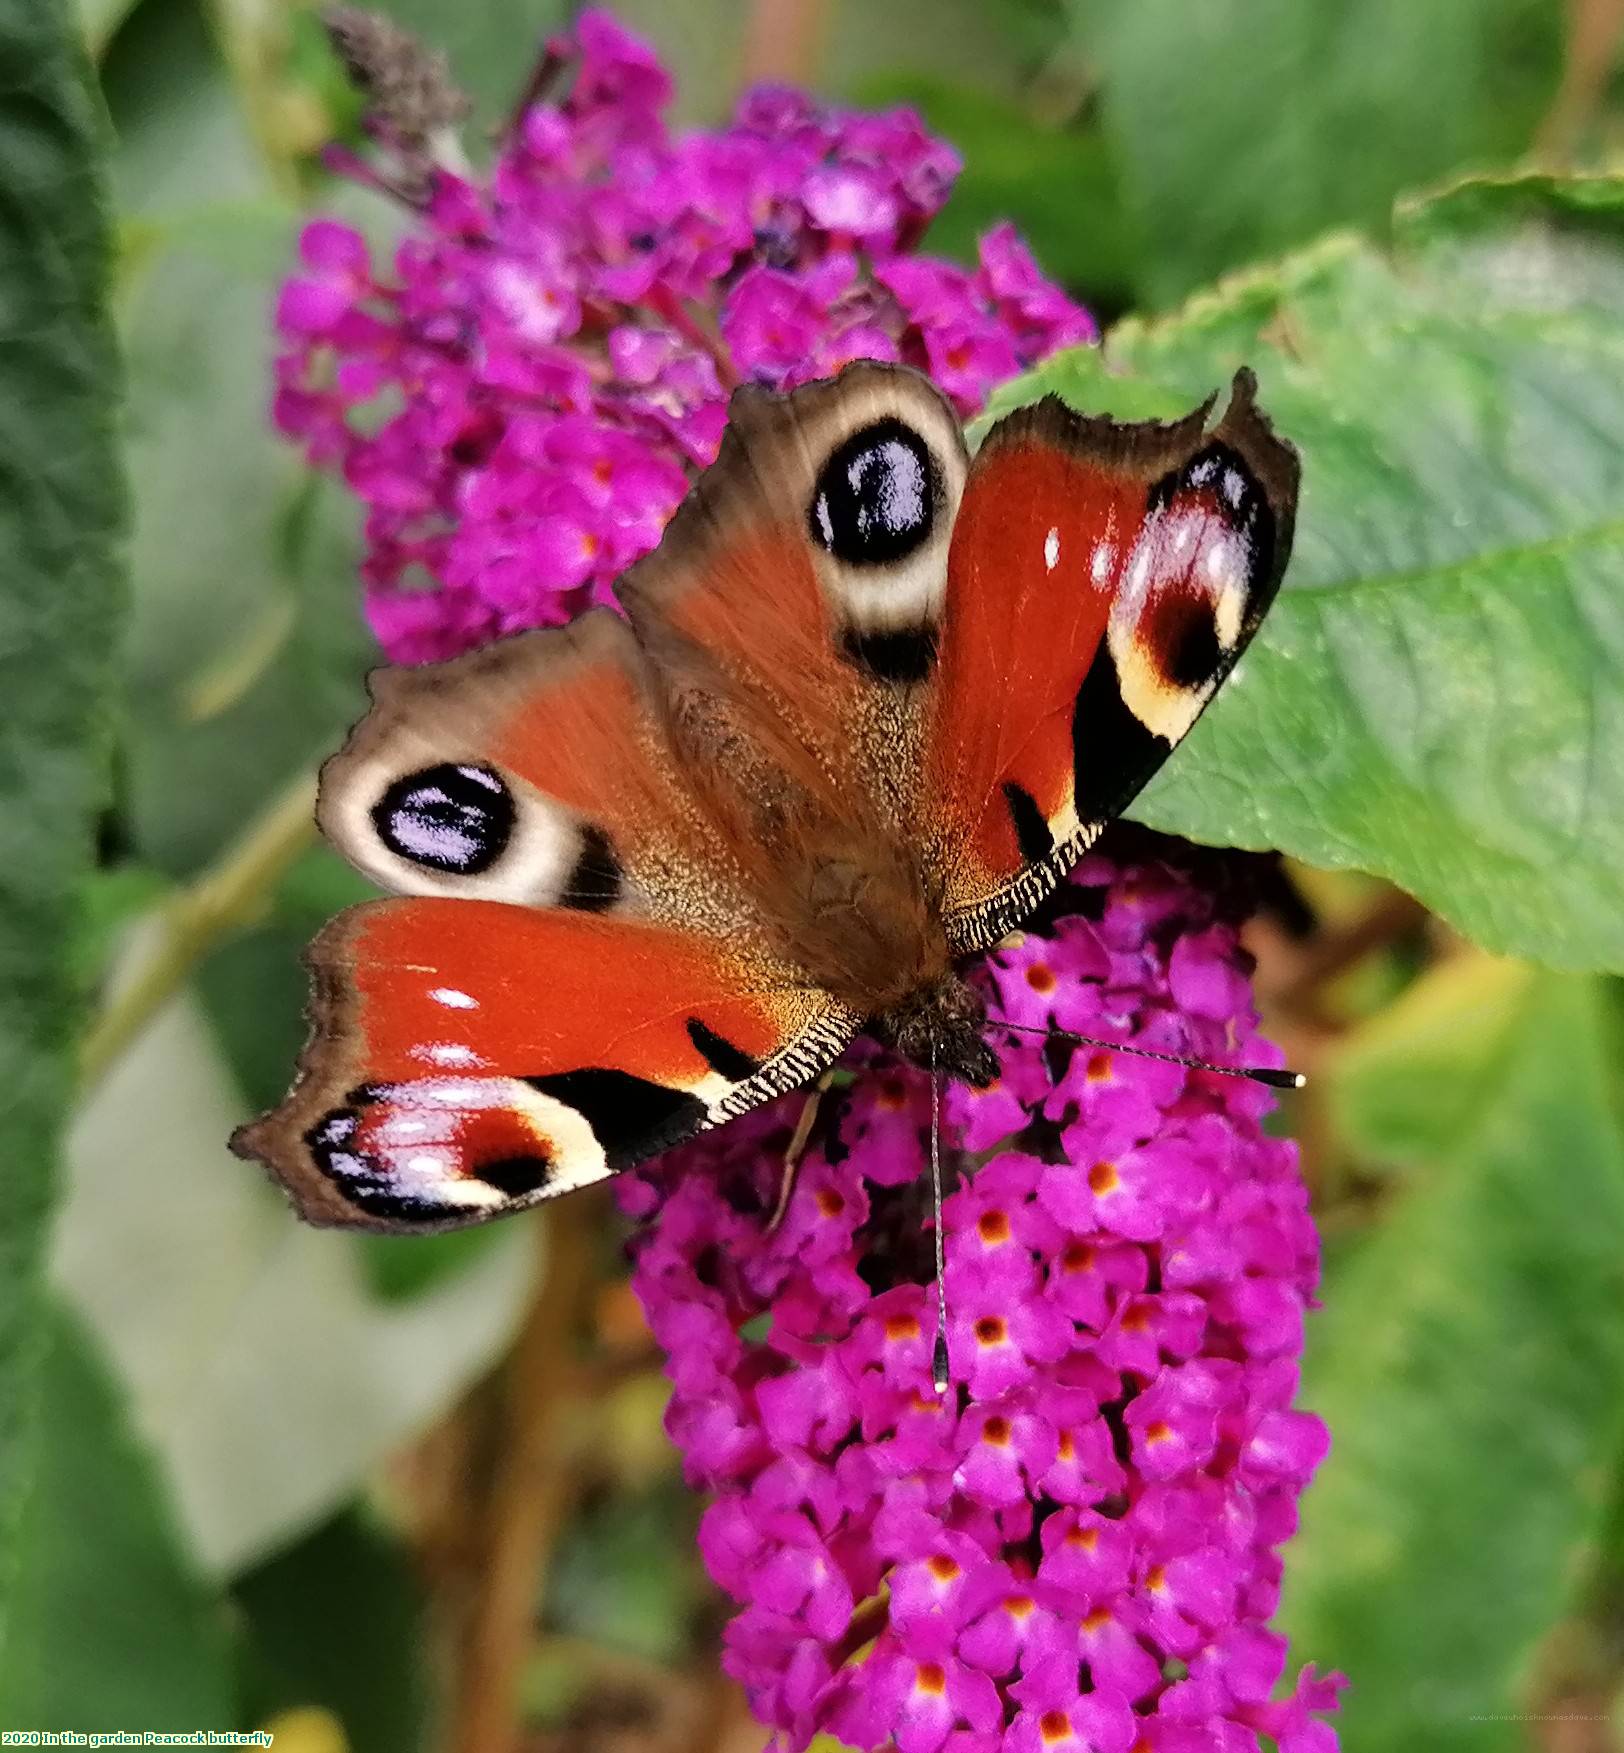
[655,656,999,1083]
[767,836,998,1088]
[871,970,999,1088]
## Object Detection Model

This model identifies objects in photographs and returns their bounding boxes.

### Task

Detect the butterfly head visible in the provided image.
[873,972,999,1089]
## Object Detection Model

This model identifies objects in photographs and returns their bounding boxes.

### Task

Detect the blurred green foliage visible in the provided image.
[5,0,1624,1750]
[0,0,125,1668]
[1300,966,1624,1748]
[1069,0,1565,304]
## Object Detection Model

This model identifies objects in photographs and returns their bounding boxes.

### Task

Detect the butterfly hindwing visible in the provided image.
[926,369,1299,950]
[231,897,857,1232]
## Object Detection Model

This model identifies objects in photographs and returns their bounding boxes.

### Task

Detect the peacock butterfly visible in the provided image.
[233,363,1298,1241]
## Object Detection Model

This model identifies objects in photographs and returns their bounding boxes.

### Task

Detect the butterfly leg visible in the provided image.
[765,1068,837,1233]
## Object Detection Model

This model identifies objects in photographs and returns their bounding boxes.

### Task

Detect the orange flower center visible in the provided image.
[876,1076,909,1111]
[1088,1160,1120,1195]
[974,1315,1008,1346]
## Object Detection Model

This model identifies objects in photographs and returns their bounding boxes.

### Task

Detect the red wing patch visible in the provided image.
[926,371,1298,950]
[231,898,855,1233]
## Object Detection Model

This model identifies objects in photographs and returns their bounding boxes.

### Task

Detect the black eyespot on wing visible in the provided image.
[810,418,939,566]
[1149,593,1222,690]
[563,824,623,912]
[305,1104,442,1225]
[373,763,514,876]
[1152,440,1277,595]
[471,1154,554,1198]
[840,624,938,684]
[308,1108,358,1153]
[1002,781,1055,864]
[685,1017,763,1082]
[526,1069,706,1169]
[1071,645,1169,826]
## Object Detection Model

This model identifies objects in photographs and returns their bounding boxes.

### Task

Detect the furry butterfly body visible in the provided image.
[233,363,1298,1232]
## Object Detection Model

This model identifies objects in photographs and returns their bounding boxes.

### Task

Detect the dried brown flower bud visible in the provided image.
[323,5,469,152]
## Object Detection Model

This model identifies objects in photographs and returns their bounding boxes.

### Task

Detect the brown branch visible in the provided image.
[450,1195,603,1753]
[499,41,572,144]
[1276,888,1429,1014]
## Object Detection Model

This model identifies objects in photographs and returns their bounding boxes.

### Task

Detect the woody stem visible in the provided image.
[450,1196,599,1753]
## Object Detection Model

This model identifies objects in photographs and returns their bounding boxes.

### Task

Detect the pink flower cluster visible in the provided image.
[273,8,1095,663]
[278,16,1341,1748]
[621,854,1343,1752]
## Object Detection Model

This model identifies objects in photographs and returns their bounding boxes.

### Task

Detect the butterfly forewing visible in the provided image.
[925,369,1299,951]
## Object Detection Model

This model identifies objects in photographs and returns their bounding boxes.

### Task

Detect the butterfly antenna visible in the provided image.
[929,1048,951,1396]
[990,1019,1306,1089]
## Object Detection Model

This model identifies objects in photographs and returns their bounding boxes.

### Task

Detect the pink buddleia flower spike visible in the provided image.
[275,14,1341,1750]
[272,7,1092,662]
[623,850,1343,1751]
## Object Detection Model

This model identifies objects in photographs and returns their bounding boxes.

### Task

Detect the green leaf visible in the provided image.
[1283,968,1624,1749]
[59,976,534,1572]
[102,0,269,216]
[118,216,377,874]
[1069,0,1562,303]
[77,0,145,61]
[989,175,1624,971]
[235,1506,431,1753]
[0,0,125,1652]
[0,1302,234,1728]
